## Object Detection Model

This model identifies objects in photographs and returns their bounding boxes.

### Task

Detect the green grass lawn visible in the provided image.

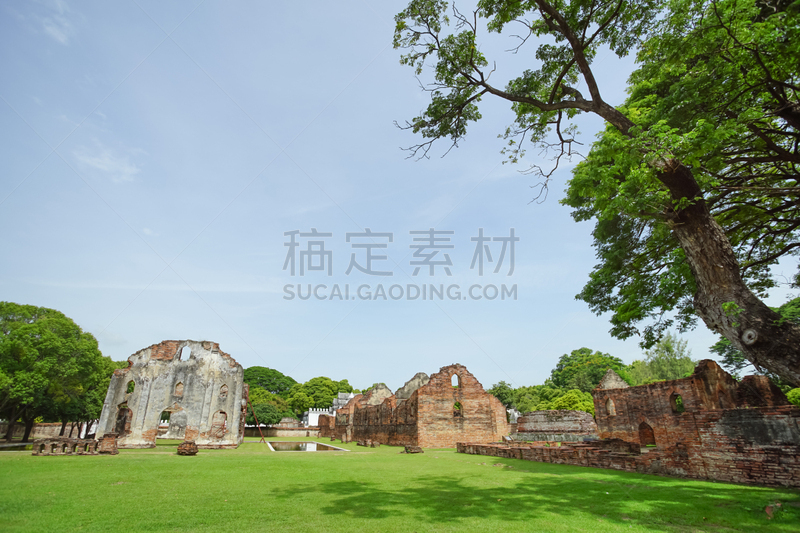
[1,437,797,532]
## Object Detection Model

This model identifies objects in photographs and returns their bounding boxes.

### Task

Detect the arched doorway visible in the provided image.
[115,403,133,437]
[638,421,656,446]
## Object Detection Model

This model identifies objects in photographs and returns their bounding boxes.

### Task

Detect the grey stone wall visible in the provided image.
[96,340,247,449]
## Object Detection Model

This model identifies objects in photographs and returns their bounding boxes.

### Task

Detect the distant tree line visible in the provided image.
[242,366,355,424]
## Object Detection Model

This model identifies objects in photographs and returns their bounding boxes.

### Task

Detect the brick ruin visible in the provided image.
[458,360,800,487]
[319,364,508,448]
[96,340,248,449]
[32,437,100,456]
[31,433,118,456]
[516,410,598,442]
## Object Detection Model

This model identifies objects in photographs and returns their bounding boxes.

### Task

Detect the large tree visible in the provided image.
[394,0,800,384]
[550,347,631,391]
[711,296,800,387]
[0,302,106,441]
[285,376,354,416]
[628,333,696,385]
[243,366,298,398]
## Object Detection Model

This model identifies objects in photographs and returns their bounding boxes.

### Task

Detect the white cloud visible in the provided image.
[28,0,78,45]
[73,142,144,183]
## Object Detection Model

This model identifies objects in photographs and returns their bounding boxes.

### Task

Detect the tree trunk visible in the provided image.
[59,420,67,437]
[660,164,800,386]
[4,419,16,442]
[22,418,34,443]
[68,422,75,438]
[3,405,22,442]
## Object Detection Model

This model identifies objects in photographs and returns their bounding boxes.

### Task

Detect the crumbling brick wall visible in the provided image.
[593,360,740,446]
[338,364,509,448]
[458,361,800,488]
[415,364,509,447]
[96,340,247,449]
[516,410,598,442]
[459,404,800,488]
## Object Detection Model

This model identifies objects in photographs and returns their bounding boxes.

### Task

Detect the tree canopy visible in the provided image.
[394,0,800,384]
[285,376,354,416]
[549,347,631,392]
[487,380,515,407]
[0,302,110,440]
[242,366,297,398]
[628,333,696,385]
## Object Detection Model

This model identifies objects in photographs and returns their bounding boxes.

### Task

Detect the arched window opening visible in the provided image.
[174,382,184,396]
[638,422,656,446]
[211,411,228,439]
[670,393,685,413]
[126,380,135,394]
[451,374,460,388]
[453,401,463,418]
[606,398,616,416]
[219,384,229,399]
[178,346,191,361]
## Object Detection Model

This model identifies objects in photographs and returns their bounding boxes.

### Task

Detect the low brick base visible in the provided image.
[32,437,99,456]
[457,438,800,488]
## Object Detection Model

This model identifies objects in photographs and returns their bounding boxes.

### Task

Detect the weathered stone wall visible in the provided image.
[96,340,247,449]
[395,372,429,400]
[516,410,598,442]
[459,405,800,488]
[337,364,508,448]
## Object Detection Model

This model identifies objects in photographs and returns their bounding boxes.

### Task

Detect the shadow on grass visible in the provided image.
[270,458,799,531]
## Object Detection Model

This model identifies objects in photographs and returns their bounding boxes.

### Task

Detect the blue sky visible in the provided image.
[2,0,794,391]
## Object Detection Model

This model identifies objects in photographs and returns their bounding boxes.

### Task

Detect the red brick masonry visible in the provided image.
[321,364,508,448]
[459,361,800,488]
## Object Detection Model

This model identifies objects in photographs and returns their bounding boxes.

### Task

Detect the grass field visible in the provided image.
[1,437,798,532]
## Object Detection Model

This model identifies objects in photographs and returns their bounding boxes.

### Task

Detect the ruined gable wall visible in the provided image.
[395,373,429,400]
[416,364,509,448]
[593,360,738,446]
[97,340,246,449]
[334,365,509,448]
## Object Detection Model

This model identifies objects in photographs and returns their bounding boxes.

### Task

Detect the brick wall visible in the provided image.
[516,410,598,442]
[330,364,509,448]
[415,364,508,448]
[456,361,800,488]
[0,422,66,440]
[458,406,800,487]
